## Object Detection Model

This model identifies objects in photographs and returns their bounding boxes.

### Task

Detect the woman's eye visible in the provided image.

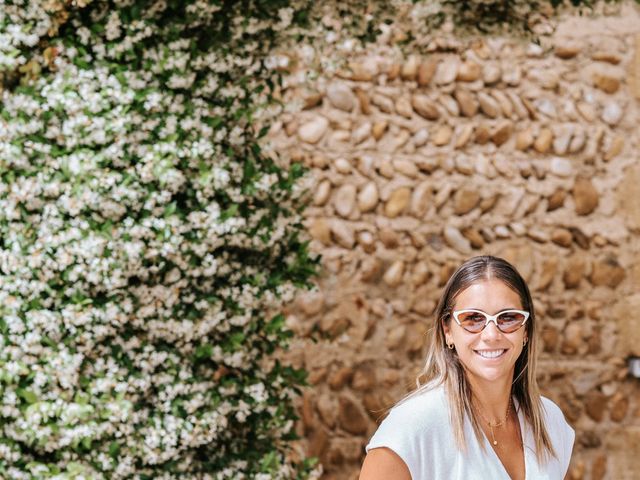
[500,312,524,323]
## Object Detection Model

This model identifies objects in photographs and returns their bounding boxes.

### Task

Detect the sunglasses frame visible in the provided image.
[452,309,530,334]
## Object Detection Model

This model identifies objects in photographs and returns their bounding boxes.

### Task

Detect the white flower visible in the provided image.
[245,383,268,403]
[105,11,123,41]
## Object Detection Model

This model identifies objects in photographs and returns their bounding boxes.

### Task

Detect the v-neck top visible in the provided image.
[366,386,574,479]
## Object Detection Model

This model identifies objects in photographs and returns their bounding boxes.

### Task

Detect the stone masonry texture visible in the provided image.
[269,5,640,479]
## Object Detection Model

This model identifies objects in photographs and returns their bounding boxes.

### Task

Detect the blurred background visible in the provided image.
[1,1,638,479]
[270,2,640,478]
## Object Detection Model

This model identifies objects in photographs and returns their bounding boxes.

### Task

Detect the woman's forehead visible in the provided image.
[453,279,523,310]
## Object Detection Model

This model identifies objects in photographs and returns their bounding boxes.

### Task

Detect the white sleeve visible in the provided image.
[542,397,575,476]
[560,417,575,477]
[365,391,452,480]
[365,406,424,480]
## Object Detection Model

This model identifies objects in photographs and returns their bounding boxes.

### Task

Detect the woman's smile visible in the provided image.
[474,348,507,359]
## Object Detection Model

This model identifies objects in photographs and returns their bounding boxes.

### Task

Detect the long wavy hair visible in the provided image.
[398,255,555,464]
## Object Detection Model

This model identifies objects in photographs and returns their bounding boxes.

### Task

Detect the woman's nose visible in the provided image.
[481,320,501,340]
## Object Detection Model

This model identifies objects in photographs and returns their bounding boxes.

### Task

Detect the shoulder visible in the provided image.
[540,396,573,432]
[367,386,451,451]
[365,386,453,479]
[383,386,450,430]
[540,395,575,458]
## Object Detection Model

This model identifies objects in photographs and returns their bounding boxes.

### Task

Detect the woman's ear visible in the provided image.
[442,318,451,338]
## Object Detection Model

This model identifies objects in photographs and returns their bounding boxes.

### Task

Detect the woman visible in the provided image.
[360,256,574,479]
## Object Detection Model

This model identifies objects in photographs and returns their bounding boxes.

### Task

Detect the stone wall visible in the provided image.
[270,5,640,479]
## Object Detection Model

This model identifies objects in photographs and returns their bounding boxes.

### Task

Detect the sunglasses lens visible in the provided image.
[456,311,488,333]
[456,310,527,333]
[496,311,527,333]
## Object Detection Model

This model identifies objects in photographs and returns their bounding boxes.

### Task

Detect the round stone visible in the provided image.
[298,116,329,144]
[357,182,379,213]
[478,92,500,118]
[395,96,413,118]
[482,63,502,84]
[411,95,440,120]
[385,187,411,218]
[326,82,356,111]
[550,157,573,177]
[457,60,481,82]
[313,179,331,206]
[454,89,478,117]
[393,159,419,178]
[334,158,351,174]
[383,260,405,287]
[602,102,623,126]
[572,177,599,215]
[453,188,481,215]
[330,220,355,248]
[444,226,472,254]
[433,125,453,146]
[435,57,459,84]
[411,181,431,217]
[352,122,372,145]
[334,184,357,218]
[412,128,430,147]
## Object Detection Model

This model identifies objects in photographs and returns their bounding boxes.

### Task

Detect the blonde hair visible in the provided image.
[397,255,555,465]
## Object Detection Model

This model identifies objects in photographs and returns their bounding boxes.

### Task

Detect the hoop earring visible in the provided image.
[447,342,454,350]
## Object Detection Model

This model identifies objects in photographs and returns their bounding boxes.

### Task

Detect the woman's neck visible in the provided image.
[468,375,513,422]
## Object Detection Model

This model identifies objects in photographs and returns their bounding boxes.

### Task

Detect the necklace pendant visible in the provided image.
[493,440,498,446]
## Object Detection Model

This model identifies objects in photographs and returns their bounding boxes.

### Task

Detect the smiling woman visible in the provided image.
[359,256,574,480]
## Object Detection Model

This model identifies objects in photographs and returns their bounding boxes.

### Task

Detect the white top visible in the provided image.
[366,386,574,480]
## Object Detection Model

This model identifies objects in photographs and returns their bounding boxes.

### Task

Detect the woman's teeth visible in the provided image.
[475,349,506,358]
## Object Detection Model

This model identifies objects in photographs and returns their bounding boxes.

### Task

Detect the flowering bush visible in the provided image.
[0,0,318,478]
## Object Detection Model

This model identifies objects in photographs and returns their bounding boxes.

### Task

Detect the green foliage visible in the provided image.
[0,0,318,478]
[410,0,635,37]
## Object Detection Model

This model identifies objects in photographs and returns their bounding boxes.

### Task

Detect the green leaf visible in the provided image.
[74,391,90,405]
[259,450,278,472]
[164,201,177,217]
[265,314,284,334]
[195,343,213,359]
[258,125,270,138]
[16,389,38,404]
[81,437,92,450]
[109,441,121,459]
[220,204,238,221]
[227,332,245,351]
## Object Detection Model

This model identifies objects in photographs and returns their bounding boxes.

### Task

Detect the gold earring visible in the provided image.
[447,342,454,350]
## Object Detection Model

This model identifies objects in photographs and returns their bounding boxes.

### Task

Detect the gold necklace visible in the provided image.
[474,399,512,447]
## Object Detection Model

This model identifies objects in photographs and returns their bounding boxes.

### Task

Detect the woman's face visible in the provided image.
[443,278,528,387]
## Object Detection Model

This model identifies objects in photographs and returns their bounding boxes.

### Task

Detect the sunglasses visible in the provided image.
[452,309,529,334]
